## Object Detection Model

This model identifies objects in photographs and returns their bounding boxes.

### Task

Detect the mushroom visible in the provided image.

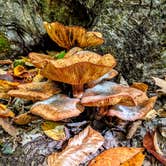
[87,69,118,88]
[29,50,116,98]
[43,21,104,50]
[7,81,61,101]
[30,94,84,121]
[107,96,157,121]
[81,81,148,115]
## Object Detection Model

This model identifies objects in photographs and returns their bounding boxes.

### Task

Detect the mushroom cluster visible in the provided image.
[7,21,156,122]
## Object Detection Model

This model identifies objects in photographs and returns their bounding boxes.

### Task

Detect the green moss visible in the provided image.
[0,34,10,53]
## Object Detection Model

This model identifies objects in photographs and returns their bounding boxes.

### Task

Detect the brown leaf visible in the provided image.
[88,147,144,166]
[43,21,104,50]
[0,104,15,118]
[8,81,61,101]
[143,132,166,165]
[0,118,18,137]
[29,51,116,85]
[107,96,157,121]
[14,112,39,125]
[81,81,148,107]
[152,77,166,94]
[30,94,84,121]
[0,59,12,65]
[47,126,104,166]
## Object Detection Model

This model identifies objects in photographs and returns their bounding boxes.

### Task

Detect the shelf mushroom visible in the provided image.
[29,50,116,98]
[81,81,148,114]
[30,94,84,121]
[7,81,61,101]
[107,96,157,121]
[43,21,104,50]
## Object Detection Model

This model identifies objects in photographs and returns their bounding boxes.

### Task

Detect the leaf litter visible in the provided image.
[0,22,165,166]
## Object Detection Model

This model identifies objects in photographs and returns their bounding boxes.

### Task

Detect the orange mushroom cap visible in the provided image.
[7,81,61,101]
[30,94,84,121]
[29,51,116,85]
[107,96,157,121]
[43,21,104,49]
[81,81,148,107]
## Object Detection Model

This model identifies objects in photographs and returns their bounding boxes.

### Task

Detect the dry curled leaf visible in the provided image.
[43,21,104,50]
[152,76,166,95]
[14,112,39,125]
[143,131,166,165]
[107,96,157,121]
[81,81,148,107]
[88,147,144,166]
[47,126,104,166]
[30,94,84,121]
[0,59,12,65]
[0,104,14,118]
[41,121,66,141]
[8,81,61,101]
[0,118,18,137]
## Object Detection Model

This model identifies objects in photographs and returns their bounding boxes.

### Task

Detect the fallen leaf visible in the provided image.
[41,121,66,141]
[13,57,33,67]
[13,65,27,77]
[88,147,144,166]
[30,94,84,121]
[8,81,61,101]
[56,50,66,59]
[152,77,166,94]
[0,118,18,137]
[47,126,104,166]
[126,120,142,139]
[0,104,14,118]
[107,96,157,121]
[143,132,166,165]
[0,59,12,65]
[153,130,166,157]
[43,21,104,50]
[14,112,39,125]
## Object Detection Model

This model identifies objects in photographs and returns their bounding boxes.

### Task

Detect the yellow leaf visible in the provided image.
[41,121,66,141]
[0,104,15,118]
[13,65,27,77]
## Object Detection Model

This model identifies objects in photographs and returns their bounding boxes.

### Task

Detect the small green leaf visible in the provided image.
[56,51,66,59]
[13,59,25,67]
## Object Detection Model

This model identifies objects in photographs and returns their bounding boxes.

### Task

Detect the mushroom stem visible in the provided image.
[95,106,108,120]
[72,84,84,98]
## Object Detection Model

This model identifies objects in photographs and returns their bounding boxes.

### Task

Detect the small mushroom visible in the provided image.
[43,21,104,50]
[107,96,157,121]
[8,81,61,101]
[29,51,116,98]
[30,94,84,121]
[81,81,148,107]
